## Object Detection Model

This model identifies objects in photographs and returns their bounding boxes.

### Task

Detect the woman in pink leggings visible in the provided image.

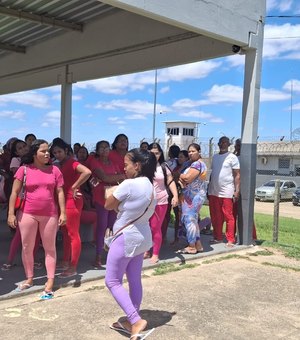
[7,139,66,299]
[146,143,178,263]
[51,138,91,277]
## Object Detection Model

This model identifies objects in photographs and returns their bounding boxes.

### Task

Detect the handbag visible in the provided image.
[14,166,27,212]
[104,191,154,251]
[104,185,119,200]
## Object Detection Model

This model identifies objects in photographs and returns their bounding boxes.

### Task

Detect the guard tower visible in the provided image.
[163,121,198,154]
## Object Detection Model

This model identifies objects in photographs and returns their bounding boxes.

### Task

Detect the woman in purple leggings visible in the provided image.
[105,148,157,340]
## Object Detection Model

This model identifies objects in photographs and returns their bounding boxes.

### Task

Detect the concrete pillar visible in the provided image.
[239,20,264,245]
[60,66,72,144]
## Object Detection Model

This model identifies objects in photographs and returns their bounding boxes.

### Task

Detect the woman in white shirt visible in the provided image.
[105,148,157,340]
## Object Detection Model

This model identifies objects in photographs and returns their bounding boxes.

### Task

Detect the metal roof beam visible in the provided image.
[0,41,25,53]
[0,5,83,31]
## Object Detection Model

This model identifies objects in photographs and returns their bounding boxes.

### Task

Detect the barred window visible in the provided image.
[278,158,290,169]
[183,128,194,136]
[167,128,179,135]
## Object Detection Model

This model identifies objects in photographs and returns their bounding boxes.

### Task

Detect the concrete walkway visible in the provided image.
[0,205,248,301]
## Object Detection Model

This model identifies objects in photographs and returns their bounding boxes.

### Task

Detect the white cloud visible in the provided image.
[159,60,221,82]
[264,24,300,60]
[94,99,168,115]
[0,110,25,119]
[179,110,213,119]
[75,60,221,95]
[266,0,293,12]
[172,98,203,109]
[0,91,50,109]
[202,84,290,104]
[160,86,170,94]
[124,114,147,120]
[282,79,300,93]
[41,110,60,127]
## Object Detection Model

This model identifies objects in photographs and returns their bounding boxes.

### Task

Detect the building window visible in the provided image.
[278,158,290,169]
[167,127,179,135]
[183,128,194,136]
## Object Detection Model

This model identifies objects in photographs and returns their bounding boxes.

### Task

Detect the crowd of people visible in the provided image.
[0,133,255,338]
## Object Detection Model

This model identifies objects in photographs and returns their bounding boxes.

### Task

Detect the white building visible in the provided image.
[163,121,199,154]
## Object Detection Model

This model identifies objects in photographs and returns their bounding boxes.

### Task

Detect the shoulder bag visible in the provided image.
[14,166,27,213]
[104,192,154,251]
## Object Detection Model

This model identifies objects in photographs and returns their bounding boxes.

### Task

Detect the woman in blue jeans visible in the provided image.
[105,148,156,340]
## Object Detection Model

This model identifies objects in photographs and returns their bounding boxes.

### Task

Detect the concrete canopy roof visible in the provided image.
[0,0,266,95]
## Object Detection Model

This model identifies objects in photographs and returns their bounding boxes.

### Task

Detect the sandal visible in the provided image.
[15,282,33,292]
[40,291,54,300]
[130,328,155,339]
[176,248,198,255]
[59,269,77,278]
[109,321,131,335]
[225,242,235,248]
[1,263,16,271]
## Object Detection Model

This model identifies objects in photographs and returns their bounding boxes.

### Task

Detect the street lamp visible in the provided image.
[152,69,158,142]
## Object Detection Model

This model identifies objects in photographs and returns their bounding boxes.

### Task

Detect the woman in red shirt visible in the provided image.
[109,134,128,174]
[51,138,91,277]
[88,140,126,268]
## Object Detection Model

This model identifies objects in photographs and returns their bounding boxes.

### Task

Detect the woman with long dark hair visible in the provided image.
[51,138,91,277]
[178,143,207,254]
[146,142,178,263]
[87,140,126,268]
[105,148,156,339]
[109,134,129,173]
[7,139,66,299]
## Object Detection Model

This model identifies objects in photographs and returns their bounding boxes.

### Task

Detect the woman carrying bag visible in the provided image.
[105,148,156,340]
[7,139,66,299]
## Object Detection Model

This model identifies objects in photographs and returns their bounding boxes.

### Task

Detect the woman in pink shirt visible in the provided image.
[51,138,91,277]
[7,139,66,299]
[88,140,126,268]
[146,143,178,263]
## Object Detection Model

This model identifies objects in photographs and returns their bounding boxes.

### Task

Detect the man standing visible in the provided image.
[208,136,240,247]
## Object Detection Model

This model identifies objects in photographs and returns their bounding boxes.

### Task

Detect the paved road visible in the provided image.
[254,201,300,219]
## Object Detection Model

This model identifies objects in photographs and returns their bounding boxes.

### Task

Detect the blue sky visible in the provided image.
[1,0,300,149]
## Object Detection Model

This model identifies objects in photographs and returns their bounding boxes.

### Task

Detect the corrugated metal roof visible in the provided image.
[0,0,117,57]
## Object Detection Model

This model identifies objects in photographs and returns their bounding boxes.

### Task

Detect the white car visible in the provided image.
[255,180,297,202]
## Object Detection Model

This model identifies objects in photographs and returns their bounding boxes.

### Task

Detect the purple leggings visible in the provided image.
[95,203,117,255]
[105,234,144,325]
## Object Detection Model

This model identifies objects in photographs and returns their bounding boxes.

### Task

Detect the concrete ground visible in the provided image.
[0,247,299,340]
[0,204,299,339]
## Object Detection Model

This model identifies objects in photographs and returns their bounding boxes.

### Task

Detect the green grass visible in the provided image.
[152,262,198,276]
[171,203,300,259]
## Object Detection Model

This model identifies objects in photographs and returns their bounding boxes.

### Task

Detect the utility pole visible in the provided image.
[152,69,158,142]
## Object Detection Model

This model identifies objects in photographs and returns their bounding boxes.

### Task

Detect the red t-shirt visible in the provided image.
[89,156,119,206]
[60,158,83,209]
[108,150,125,174]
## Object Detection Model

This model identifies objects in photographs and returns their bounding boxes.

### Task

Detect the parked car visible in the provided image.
[292,187,300,206]
[255,180,297,201]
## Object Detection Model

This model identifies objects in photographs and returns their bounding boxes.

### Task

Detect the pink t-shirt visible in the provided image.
[89,156,119,206]
[15,164,64,216]
[153,164,170,205]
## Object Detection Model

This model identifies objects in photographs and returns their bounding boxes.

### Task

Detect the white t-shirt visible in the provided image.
[113,176,156,257]
[208,152,240,198]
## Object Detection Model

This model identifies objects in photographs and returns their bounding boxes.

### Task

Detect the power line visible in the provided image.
[266,15,300,18]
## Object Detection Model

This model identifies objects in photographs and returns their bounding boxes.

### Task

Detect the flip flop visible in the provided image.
[130,328,155,339]
[176,248,198,255]
[109,321,131,335]
[40,291,54,300]
[15,282,33,292]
